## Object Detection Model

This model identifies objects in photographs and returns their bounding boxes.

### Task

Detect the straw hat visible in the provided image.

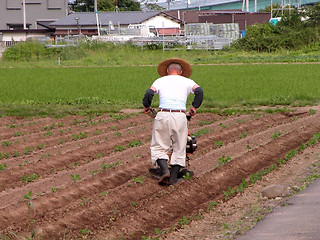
[157,58,192,78]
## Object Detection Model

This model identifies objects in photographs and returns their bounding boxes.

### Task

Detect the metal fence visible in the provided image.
[184,23,239,49]
[0,23,240,52]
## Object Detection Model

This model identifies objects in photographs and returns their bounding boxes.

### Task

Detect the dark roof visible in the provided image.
[165,10,270,23]
[37,21,56,29]
[165,10,201,23]
[199,10,270,14]
[50,11,181,27]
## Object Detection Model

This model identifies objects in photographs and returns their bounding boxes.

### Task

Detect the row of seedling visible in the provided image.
[113,140,143,152]
[222,130,320,200]
[148,131,320,240]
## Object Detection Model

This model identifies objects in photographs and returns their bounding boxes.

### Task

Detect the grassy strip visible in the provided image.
[0,64,320,117]
[1,42,320,67]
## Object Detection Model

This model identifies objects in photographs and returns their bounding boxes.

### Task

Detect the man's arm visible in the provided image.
[142,86,156,108]
[192,86,203,108]
[189,85,204,116]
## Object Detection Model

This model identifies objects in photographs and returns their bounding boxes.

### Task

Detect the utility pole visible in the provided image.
[23,0,27,30]
[75,17,80,34]
[94,0,97,12]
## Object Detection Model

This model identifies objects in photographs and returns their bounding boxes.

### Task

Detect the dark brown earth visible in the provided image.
[1,105,320,240]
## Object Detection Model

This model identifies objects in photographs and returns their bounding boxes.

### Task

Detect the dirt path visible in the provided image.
[1,106,320,239]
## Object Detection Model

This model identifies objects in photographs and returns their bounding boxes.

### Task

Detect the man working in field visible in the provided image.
[142,58,203,185]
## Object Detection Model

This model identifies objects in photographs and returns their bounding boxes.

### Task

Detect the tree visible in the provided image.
[71,0,141,12]
[72,0,95,12]
[305,3,320,27]
[116,0,141,11]
[145,3,165,11]
[260,3,282,18]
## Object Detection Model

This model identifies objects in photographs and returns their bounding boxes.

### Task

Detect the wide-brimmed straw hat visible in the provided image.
[157,58,192,78]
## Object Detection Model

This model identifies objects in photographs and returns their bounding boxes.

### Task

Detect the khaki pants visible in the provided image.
[150,112,187,167]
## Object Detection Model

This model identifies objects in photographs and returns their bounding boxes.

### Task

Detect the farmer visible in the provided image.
[142,58,203,185]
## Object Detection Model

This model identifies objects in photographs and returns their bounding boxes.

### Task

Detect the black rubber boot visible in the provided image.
[169,165,182,185]
[156,159,170,185]
[149,168,162,180]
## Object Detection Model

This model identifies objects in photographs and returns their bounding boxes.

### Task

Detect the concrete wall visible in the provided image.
[143,15,180,29]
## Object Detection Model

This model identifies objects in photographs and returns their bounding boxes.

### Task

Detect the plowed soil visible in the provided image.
[1,105,320,240]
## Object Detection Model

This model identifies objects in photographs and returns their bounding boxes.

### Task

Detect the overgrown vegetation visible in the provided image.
[232,3,320,52]
[2,4,320,63]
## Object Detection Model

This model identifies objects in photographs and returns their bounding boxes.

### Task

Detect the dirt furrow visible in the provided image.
[0,108,318,240]
[93,118,319,239]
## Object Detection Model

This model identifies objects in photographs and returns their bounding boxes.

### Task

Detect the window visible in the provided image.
[6,0,21,9]
[47,0,62,9]
[26,0,41,3]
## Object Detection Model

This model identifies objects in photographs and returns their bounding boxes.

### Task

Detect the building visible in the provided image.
[144,0,320,11]
[50,11,183,37]
[167,10,271,30]
[0,0,69,42]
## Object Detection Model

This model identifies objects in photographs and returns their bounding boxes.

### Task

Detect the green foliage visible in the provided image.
[239,132,249,139]
[309,109,317,115]
[128,140,142,148]
[193,128,214,137]
[285,149,298,160]
[80,228,92,236]
[182,172,193,180]
[0,153,10,160]
[71,174,82,183]
[207,201,219,211]
[234,23,280,52]
[306,132,320,146]
[132,176,145,183]
[305,3,320,27]
[218,155,231,166]
[113,145,126,152]
[1,43,320,117]
[2,42,47,61]
[223,186,236,200]
[101,161,121,170]
[178,216,189,228]
[2,141,12,146]
[237,178,249,192]
[0,164,7,171]
[71,0,141,11]
[145,3,165,10]
[21,173,39,183]
[271,131,281,139]
[215,140,224,148]
[2,41,86,62]
[233,4,320,52]
[199,120,213,126]
[249,164,277,184]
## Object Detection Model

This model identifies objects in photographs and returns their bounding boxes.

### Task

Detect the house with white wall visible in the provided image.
[50,11,183,37]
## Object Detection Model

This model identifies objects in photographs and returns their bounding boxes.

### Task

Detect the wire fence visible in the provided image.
[1,23,240,51]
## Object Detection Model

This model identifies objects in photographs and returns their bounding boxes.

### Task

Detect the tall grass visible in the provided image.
[0,63,319,117]
[194,64,320,107]
[1,41,320,68]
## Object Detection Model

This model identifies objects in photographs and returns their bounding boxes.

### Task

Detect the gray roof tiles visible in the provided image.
[51,11,164,26]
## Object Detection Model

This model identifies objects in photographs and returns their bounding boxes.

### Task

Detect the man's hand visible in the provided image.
[144,107,152,114]
[144,107,156,118]
[188,107,197,116]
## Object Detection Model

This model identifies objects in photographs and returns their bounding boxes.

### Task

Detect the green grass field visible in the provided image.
[0,63,319,117]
